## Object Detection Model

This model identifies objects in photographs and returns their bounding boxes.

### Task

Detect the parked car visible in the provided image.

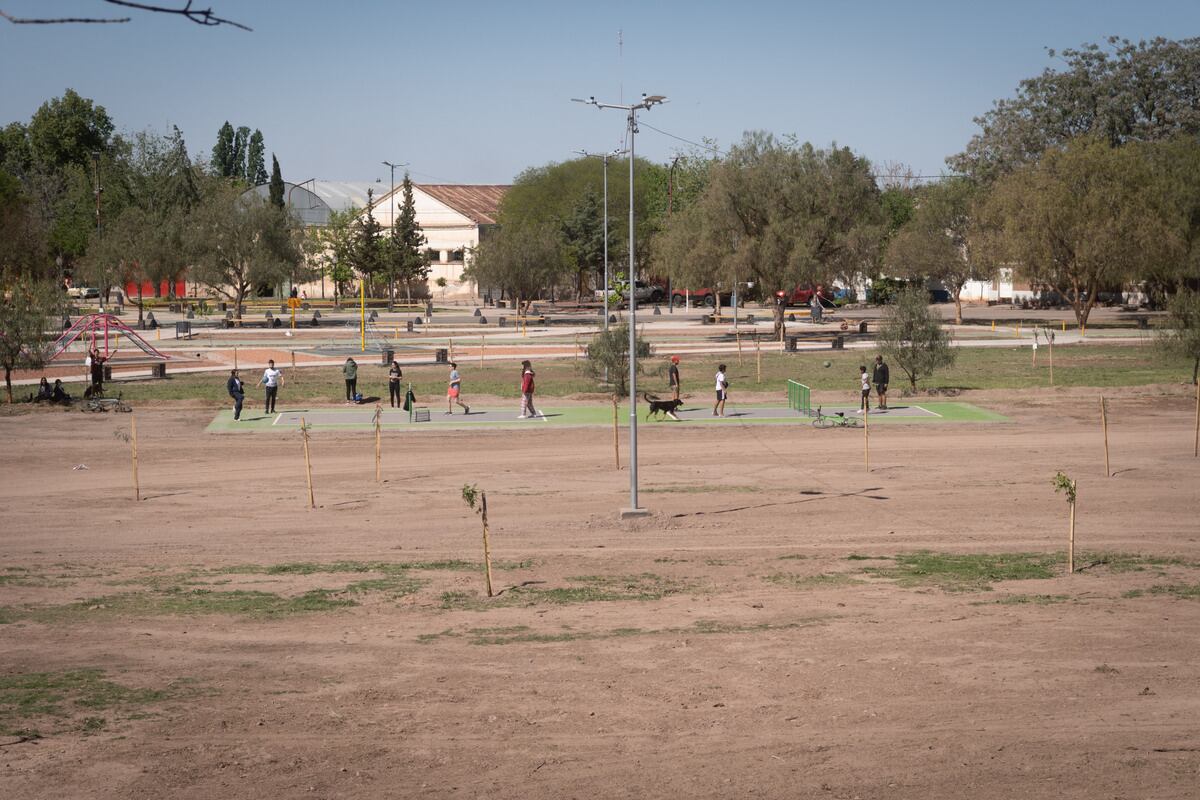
[670,287,729,308]
[774,286,831,307]
[929,288,952,303]
[67,287,100,299]
[595,280,665,305]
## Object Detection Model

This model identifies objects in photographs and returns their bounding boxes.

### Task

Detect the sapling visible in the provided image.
[1053,471,1077,574]
[462,483,494,597]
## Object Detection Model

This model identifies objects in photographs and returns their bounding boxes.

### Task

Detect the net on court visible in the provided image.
[787,380,812,416]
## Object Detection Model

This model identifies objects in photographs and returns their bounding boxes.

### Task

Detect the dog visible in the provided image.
[643,393,683,421]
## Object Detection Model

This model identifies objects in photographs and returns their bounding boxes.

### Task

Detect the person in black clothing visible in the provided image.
[872,355,890,410]
[36,377,52,402]
[89,348,106,394]
[668,355,681,401]
[51,379,71,404]
[227,369,245,421]
[388,360,403,408]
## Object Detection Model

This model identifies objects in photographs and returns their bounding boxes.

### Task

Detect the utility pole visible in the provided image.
[382,160,408,309]
[576,148,626,335]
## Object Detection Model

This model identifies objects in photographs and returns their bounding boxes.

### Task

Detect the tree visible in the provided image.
[885,178,990,324]
[211,121,234,178]
[351,189,385,295]
[466,221,565,314]
[185,184,301,321]
[653,132,883,336]
[27,89,114,171]
[247,130,267,186]
[385,173,430,306]
[0,169,49,279]
[306,206,358,305]
[230,126,250,181]
[1142,137,1200,304]
[583,322,651,398]
[560,190,609,300]
[0,277,62,402]
[268,154,284,209]
[979,137,1172,328]
[949,36,1200,182]
[876,286,956,391]
[1159,290,1200,384]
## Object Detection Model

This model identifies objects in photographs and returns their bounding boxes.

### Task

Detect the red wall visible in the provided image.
[124,280,187,298]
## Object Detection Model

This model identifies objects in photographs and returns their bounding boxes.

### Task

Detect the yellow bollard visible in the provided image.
[1081,325,1086,337]
[991,320,995,332]
[1061,320,1066,332]
[155,328,160,340]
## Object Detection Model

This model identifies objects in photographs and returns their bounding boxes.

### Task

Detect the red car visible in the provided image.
[774,286,827,307]
[670,287,730,308]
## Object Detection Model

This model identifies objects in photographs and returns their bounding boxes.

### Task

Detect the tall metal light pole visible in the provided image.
[574,93,667,518]
[576,148,626,334]
[382,160,408,309]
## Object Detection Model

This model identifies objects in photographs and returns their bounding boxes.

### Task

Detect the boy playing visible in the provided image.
[446,362,470,414]
[713,364,728,417]
[857,365,871,413]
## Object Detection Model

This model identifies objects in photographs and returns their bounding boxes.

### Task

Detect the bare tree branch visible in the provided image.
[0,1,251,30]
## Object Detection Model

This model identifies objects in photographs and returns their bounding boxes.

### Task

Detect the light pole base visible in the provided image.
[619,507,650,520]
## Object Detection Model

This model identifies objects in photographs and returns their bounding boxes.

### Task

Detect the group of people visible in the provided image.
[34,377,72,404]
[858,355,890,413]
[225,359,282,421]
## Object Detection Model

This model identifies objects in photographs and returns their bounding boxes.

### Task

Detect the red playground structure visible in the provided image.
[49,313,171,362]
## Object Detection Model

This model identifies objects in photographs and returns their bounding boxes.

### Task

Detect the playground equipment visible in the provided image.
[49,313,171,362]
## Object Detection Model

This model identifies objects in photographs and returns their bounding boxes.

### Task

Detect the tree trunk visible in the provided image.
[4,366,11,404]
[137,286,144,328]
[1193,356,1198,386]
[234,285,246,322]
[772,303,785,338]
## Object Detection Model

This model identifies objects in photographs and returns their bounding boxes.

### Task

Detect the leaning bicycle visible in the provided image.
[811,405,861,429]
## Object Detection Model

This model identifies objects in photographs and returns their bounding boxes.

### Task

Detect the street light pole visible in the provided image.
[576,148,626,335]
[382,160,408,309]
[574,93,667,518]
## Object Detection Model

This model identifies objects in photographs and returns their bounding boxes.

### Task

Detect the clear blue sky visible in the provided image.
[2,0,1198,185]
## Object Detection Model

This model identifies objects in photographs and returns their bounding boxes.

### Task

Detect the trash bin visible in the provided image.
[382,348,394,365]
[785,336,798,352]
[858,320,868,334]
[832,335,845,350]
[406,320,414,333]
[478,315,488,325]
[175,321,190,338]
[152,363,167,379]
[435,348,449,364]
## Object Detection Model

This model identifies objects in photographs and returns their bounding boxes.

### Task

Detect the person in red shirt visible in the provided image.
[519,360,537,418]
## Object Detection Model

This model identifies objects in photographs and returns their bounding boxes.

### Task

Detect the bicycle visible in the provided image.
[84,390,132,413]
[811,405,861,429]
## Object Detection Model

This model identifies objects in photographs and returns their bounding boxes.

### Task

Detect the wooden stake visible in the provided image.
[480,335,485,369]
[1194,380,1199,458]
[1100,395,1111,477]
[290,350,296,369]
[449,336,454,362]
[755,333,762,384]
[481,492,494,598]
[374,404,382,483]
[301,417,315,509]
[612,396,621,470]
[575,334,580,364]
[737,331,743,365]
[1068,484,1076,574]
[233,345,238,371]
[863,404,870,473]
[1048,337,1054,386]
[130,413,140,501]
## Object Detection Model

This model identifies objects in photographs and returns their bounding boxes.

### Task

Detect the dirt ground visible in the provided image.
[1,385,1198,799]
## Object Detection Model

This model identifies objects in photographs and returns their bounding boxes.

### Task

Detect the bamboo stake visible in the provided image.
[1194,380,1199,458]
[737,331,743,365]
[481,492,494,598]
[449,336,454,362]
[290,350,296,369]
[755,333,762,384]
[612,396,621,470]
[1068,483,1077,574]
[575,334,580,364]
[301,417,315,509]
[1100,395,1111,477]
[863,404,870,473]
[130,413,140,501]
[374,404,382,483]
[1048,336,1054,386]
[480,335,485,369]
[233,345,238,371]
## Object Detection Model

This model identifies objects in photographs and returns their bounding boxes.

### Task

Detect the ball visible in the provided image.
[823,360,832,368]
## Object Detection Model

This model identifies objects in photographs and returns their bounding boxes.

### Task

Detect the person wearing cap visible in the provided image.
[668,355,681,401]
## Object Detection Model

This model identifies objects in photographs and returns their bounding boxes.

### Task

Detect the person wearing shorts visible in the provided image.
[669,355,681,401]
[446,362,470,414]
[857,365,871,413]
[261,359,282,414]
[713,364,728,417]
[388,361,403,408]
[872,355,890,410]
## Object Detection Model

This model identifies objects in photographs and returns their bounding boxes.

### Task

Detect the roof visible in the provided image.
[395,184,508,225]
[307,181,383,212]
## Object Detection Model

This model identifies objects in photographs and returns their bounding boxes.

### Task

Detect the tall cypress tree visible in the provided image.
[231,125,250,180]
[247,129,267,185]
[353,188,384,294]
[268,154,285,209]
[212,121,234,177]
[391,173,430,305]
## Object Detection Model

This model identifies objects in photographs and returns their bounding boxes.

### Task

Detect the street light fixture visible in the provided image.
[573,92,668,518]
[382,160,408,309]
[575,147,626,335]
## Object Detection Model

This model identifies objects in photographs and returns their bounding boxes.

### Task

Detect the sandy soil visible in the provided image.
[1,387,1198,799]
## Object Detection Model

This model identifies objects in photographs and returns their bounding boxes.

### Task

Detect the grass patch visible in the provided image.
[419,617,826,646]
[764,572,862,589]
[845,554,892,561]
[440,573,691,610]
[1078,552,1200,573]
[1123,583,1200,600]
[12,588,356,623]
[0,668,190,737]
[861,551,1060,592]
[971,593,1071,606]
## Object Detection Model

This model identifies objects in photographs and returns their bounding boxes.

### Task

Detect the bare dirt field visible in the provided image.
[2,386,1198,799]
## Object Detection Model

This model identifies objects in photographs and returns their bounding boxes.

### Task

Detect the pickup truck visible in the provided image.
[596,281,666,305]
[774,286,828,307]
[669,287,728,308]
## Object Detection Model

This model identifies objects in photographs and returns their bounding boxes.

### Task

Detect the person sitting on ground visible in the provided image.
[51,379,71,404]
[36,377,52,402]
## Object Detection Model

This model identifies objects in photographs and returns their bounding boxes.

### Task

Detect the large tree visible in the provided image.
[1159,290,1200,385]
[211,121,234,178]
[949,36,1200,182]
[0,169,49,279]
[185,184,302,321]
[247,130,267,186]
[268,154,284,209]
[0,277,62,402]
[385,173,429,306]
[230,126,250,182]
[305,206,358,305]
[979,137,1173,328]
[466,221,565,314]
[27,89,114,172]
[653,132,883,335]
[885,178,990,324]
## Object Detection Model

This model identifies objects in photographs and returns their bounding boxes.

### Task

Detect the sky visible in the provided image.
[2,0,1199,186]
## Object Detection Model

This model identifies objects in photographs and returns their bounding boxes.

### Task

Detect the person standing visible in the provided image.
[519,360,537,419]
[857,365,871,414]
[388,360,403,408]
[872,355,890,411]
[89,346,113,395]
[343,357,358,404]
[668,355,681,401]
[227,369,245,421]
[713,363,728,417]
[446,362,470,415]
[261,359,283,414]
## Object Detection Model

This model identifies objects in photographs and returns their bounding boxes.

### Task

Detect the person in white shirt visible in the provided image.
[713,364,728,417]
[858,365,871,413]
[261,359,283,413]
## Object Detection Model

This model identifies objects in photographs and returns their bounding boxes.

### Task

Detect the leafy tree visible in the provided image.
[384,173,429,305]
[876,286,956,391]
[247,130,267,185]
[349,189,386,297]
[0,277,63,402]
[466,221,565,314]
[212,121,234,177]
[185,184,302,321]
[0,169,49,279]
[268,154,284,209]
[1159,290,1200,384]
[583,322,651,398]
[885,178,990,323]
[560,190,609,299]
[653,132,883,336]
[27,89,114,171]
[230,126,250,181]
[306,206,358,305]
[979,137,1172,327]
[1142,137,1200,304]
[950,36,1200,181]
